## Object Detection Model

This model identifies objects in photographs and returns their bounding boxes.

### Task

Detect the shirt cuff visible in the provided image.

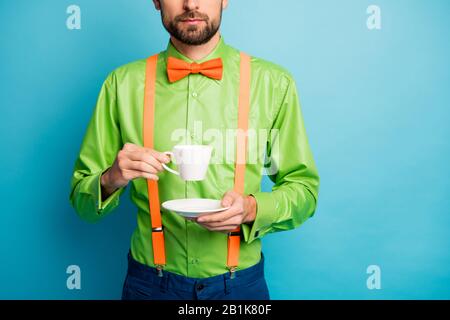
[80,168,124,216]
[240,192,277,244]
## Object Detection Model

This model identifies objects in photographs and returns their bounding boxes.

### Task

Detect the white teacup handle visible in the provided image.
[162,151,180,175]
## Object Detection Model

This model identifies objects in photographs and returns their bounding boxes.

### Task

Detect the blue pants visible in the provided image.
[121,251,270,300]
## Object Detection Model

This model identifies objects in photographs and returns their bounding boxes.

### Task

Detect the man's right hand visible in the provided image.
[100,142,170,198]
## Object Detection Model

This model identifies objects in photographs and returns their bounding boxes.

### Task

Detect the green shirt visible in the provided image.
[69,36,320,278]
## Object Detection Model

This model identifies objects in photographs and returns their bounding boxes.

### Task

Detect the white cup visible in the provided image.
[162,145,213,181]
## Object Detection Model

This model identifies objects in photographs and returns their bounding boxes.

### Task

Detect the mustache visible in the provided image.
[175,11,209,22]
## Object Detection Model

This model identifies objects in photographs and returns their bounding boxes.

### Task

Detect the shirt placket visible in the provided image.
[185,73,202,276]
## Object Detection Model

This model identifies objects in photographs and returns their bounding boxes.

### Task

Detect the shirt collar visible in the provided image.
[165,35,227,64]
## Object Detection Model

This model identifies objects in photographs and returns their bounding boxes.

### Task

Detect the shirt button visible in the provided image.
[192,92,198,98]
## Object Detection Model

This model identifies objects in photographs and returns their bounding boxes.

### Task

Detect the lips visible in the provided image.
[180,18,204,24]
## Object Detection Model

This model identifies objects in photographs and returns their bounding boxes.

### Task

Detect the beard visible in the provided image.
[160,8,222,45]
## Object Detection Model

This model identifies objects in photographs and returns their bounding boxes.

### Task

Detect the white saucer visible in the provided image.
[161,198,230,218]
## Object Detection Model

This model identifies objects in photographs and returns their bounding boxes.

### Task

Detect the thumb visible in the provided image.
[221,193,234,207]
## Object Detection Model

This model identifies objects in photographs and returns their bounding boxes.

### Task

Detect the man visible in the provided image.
[69,0,319,300]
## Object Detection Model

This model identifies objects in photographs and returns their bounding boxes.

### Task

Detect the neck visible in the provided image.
[170,32,221,61]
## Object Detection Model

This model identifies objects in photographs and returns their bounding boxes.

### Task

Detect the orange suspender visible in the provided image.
[143,54,166,276]
[227,52,251,277]
[143,52,251,278]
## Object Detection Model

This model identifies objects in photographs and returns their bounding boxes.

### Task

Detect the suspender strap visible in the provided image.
[143,52,252,276]
[227,52,252,274]
[143,54,166,271]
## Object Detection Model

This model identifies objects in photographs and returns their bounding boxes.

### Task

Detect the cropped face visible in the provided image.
[153,0,228,45]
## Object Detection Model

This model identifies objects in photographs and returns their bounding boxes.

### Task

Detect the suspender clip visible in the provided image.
[228,266,237,279]
[156,265,164,277]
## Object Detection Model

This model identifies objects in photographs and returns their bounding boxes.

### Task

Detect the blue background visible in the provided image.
[0,0,449,299]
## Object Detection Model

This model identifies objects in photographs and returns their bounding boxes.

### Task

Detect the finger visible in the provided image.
[221,191,236,208]
[147,156,166,172]
[196,210,235,223]
[127,152,165,172]
[205,225,239,231]
[123,142,139,151]
[197,215,242,228]
[197,207,240,223]
[145,148,171,164]
[124,159,158,174]
[122,168,159,181]
[196,192,239,223]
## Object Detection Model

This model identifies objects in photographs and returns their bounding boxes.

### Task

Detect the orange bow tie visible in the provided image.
[166,56,223,83]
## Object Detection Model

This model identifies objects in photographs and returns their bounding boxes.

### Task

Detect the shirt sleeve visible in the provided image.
[69,71,126,223]
[241,73,320,243]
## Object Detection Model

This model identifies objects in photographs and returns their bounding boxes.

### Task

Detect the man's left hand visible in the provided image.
[191,191,257,234]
